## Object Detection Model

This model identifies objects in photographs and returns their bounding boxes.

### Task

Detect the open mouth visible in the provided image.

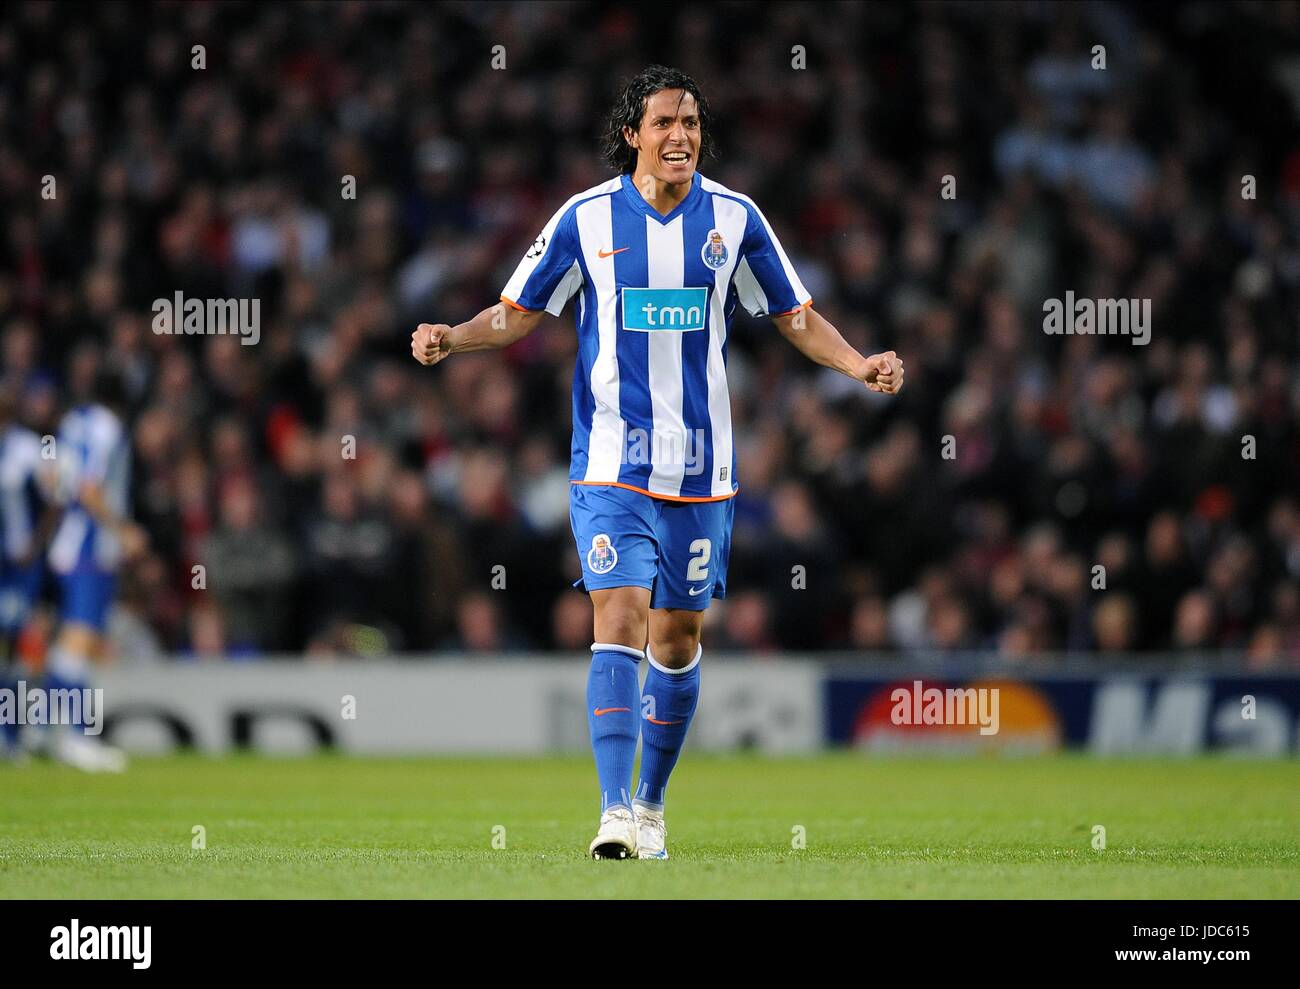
[662,151,691,165]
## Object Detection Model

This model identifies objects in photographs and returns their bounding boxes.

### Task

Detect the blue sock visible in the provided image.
[586,644,643,813]
[634,644,701,811]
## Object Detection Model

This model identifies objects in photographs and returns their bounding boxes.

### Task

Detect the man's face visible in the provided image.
[624,88,701,185]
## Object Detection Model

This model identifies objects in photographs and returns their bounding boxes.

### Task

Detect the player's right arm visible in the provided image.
[410,305,544,366]
[412,195,586,367]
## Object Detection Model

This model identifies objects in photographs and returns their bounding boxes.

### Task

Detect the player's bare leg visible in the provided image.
[632,607,706,859]
[46,622,126,773]
[647,607,704,669]
[591,586,650,651]
[586,586,651,859]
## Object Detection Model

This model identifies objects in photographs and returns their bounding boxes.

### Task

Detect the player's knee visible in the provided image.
[601,610,644,646]
[56,623,99,658]
[648,634,699,669]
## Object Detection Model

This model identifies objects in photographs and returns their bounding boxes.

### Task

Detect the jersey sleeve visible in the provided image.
[81,416,124,486]
[501,202,584,316]
[732,200,812,317]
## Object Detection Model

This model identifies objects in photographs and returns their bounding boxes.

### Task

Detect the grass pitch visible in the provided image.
[0,753,1296,898]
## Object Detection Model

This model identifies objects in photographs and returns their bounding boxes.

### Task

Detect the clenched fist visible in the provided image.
[411,323,453,366]
[862,350,904,394]
[117,521,149,563]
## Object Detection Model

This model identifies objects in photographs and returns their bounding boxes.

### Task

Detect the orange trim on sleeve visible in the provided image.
[499,295,535,313]
[571,480,739,503]
[775,298,814,317]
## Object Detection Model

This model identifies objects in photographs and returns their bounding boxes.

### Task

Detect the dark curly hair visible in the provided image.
[600,65,717,174]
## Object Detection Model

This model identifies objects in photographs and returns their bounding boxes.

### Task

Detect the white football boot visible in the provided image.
[589,805,638,860]
[54,732,127,773]
[633,805,668,860]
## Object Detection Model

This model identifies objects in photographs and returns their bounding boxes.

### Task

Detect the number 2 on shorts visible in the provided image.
[687,538,711,582]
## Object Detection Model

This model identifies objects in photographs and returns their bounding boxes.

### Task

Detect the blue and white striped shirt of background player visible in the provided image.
[46,405,131,626]
[0,423,43,565]
[0,422,45,632]
[501,171,811,503]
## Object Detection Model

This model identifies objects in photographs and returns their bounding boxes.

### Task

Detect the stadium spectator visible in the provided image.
[0,1,1296,663]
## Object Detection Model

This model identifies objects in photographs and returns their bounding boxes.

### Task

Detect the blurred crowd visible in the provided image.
[2,1,1299,663]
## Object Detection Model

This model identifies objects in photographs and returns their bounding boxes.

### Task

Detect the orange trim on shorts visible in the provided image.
[571,479,738,503]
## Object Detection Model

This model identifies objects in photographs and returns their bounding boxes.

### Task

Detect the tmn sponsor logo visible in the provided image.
[152,291,260,345]
[623,426,706,474]
[1042,291,1150,346]
[50,919,151,969]
[0,680,104,735]
[890,680,1000,736]
[621,288,708,332]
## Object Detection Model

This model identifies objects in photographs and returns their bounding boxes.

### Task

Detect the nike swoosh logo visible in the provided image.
[598,247,630,258]
[646,717,684,725]
[688,585,709,596]
[593,707,630,716]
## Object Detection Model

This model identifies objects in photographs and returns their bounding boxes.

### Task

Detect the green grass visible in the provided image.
[1,753,1297,898]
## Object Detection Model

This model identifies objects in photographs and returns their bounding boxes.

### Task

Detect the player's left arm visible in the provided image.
[76,481,148,560]
[770,306,904,394]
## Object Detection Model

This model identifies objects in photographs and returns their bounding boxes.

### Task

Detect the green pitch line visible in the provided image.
[0,753,1296,899]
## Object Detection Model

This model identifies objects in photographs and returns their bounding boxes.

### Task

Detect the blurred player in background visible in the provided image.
[413,65,903,859]
[39,371,145,773]
[0,386,47,760]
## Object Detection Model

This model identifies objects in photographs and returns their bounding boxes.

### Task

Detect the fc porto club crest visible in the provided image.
[701,229,729,270]
[587,533,618,575]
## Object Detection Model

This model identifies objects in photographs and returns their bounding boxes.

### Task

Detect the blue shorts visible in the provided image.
[0,562,43,635]
[569,483,734,611]
[58,568,117,633]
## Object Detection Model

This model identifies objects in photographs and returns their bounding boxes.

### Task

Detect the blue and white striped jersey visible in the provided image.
[0,423,43,566]
[47,404,131,574]
[502,172,810,501]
